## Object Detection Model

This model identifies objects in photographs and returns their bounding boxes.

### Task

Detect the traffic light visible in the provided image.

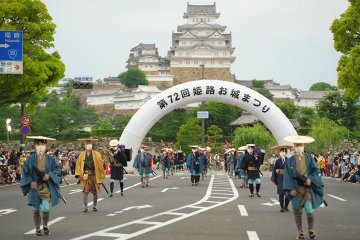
[73,82,93,89]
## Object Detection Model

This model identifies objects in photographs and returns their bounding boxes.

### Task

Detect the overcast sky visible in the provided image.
[41,0,349,91]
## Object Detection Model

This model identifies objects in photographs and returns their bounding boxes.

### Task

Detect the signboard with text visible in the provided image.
[0,30,23,74]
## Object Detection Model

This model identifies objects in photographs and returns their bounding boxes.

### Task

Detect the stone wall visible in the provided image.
[170,67,234,85]
[149,81,174,90]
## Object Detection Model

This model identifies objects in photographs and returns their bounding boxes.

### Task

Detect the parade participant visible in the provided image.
[20,136,62,236]
[235,146,247,188]
[202,147,211,180]
[133,146,152,187]
[186,145,204,186]
[108,139,127,197]
[226,148,236,178]
[75,138,105,212]
[162,149,171,179]
[241,144,263,197]
[283,135,323,240]
[271,145,293,212]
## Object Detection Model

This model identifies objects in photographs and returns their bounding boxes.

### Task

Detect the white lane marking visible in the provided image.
[60,183,77,188]
[115,175,162,193]
[0,208,17,216]
[161,187,180,193]
[70,175,239,240]
[238,205,248,216]
[107,214,116,217]
[122,205,153,211]
[327,194,347,202]
[261,198,279,207]
[247,231,260,240]
[68,189,83,195]
[88,198,104,207]
[25,217,66,234]
[180,177,190,179]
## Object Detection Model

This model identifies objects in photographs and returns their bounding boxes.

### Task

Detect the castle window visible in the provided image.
[186,60,190,64]
[210,60,214,65]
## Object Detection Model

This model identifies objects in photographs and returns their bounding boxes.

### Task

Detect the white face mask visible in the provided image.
[248,148,253,154]
[279,152,286,158]
[35,145,46,155]
[295,146,304,154]
[192,150,196,153]
[86,144,92,151]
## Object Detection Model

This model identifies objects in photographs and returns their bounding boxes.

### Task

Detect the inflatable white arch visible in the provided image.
[120,80,297,160]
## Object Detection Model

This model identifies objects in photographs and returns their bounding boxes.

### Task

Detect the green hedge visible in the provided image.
[297,127,312,135]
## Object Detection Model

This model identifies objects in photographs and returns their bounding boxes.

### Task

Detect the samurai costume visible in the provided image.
[75,150,105,212]
[186,151,204,186]
[283,153,323,239]
[271,156,290,212]
[109,148,127,197]
[241,150,262,197]
[20,153,62,236]
[133,151,152,187]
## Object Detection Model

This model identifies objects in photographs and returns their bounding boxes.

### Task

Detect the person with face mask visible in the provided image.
[20,136,62,236]
[133,146,152,188]
[108,140,127,197]
[186,145,204,186]
[240,144,263,197]
[271,145,293,212]
[283,135,323,240]
[75,138,105,212]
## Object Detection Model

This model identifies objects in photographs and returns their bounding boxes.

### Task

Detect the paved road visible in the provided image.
[0,170,358,240]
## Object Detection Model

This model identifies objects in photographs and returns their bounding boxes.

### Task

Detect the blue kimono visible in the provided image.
[20,153,62,208]
[186,153,204,176]
[283,154,324,209]
[133,153,152,176]
[235,153,245,178]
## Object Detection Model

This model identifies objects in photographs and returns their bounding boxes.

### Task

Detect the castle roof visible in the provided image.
[183,3,220,18]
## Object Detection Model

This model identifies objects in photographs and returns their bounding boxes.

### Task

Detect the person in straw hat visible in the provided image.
[108,139,128,197]
[186,145,204,186]
[271,145,293,213]
[20,136,62,236]
[75,138,105,212]
[133,146,152,187]
[283,135,323,240]
[161,148,171,179]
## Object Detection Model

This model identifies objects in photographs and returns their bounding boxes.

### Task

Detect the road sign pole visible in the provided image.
[20,102,25,145]
[200,64,205,147]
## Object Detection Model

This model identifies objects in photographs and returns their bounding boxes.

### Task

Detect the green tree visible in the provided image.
[149,110,193,142]
[232,123,276,151]
[309,82,337,91]
[330,0,360,99]
[307,118,349,153]
[206,124,224,153]
[204,102,242,135]
[298,107,318,127]
[176,120,201,154]
[0,0,65,107]
[92,118,113,130]
[251,80,273,100]
[316,92,358,129]
[277,101,297,119]
[118,68,148,88]
[113,116,132,130]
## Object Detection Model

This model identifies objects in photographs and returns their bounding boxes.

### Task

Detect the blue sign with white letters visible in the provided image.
[0,30,23,74]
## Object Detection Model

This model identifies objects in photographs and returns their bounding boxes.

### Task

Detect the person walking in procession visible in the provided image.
[133,146,152,187]
[271,145,293,212]
[75,138,105,212]
[108,139,128,197]
[20,136,62,236]
[241,144,263,197]
[186,145,204,186]
[283,135,324,240]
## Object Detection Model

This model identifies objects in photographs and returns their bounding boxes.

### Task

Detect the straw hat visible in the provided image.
[237,146,247,151]
[189,145,199,148]
[27,136,56,141]
[109,139,119,147]
[246,144,256,147]
[284,135,315,144]
[273,145,294,151]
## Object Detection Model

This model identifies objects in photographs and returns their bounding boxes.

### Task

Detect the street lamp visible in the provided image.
[200,65,205,147]
[5,118,11,151]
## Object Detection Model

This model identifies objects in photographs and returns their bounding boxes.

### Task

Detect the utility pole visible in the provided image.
[200,64,205,147]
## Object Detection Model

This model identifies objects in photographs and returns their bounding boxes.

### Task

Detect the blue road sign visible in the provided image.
[20,125,31,136]
[0,30,23,74]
